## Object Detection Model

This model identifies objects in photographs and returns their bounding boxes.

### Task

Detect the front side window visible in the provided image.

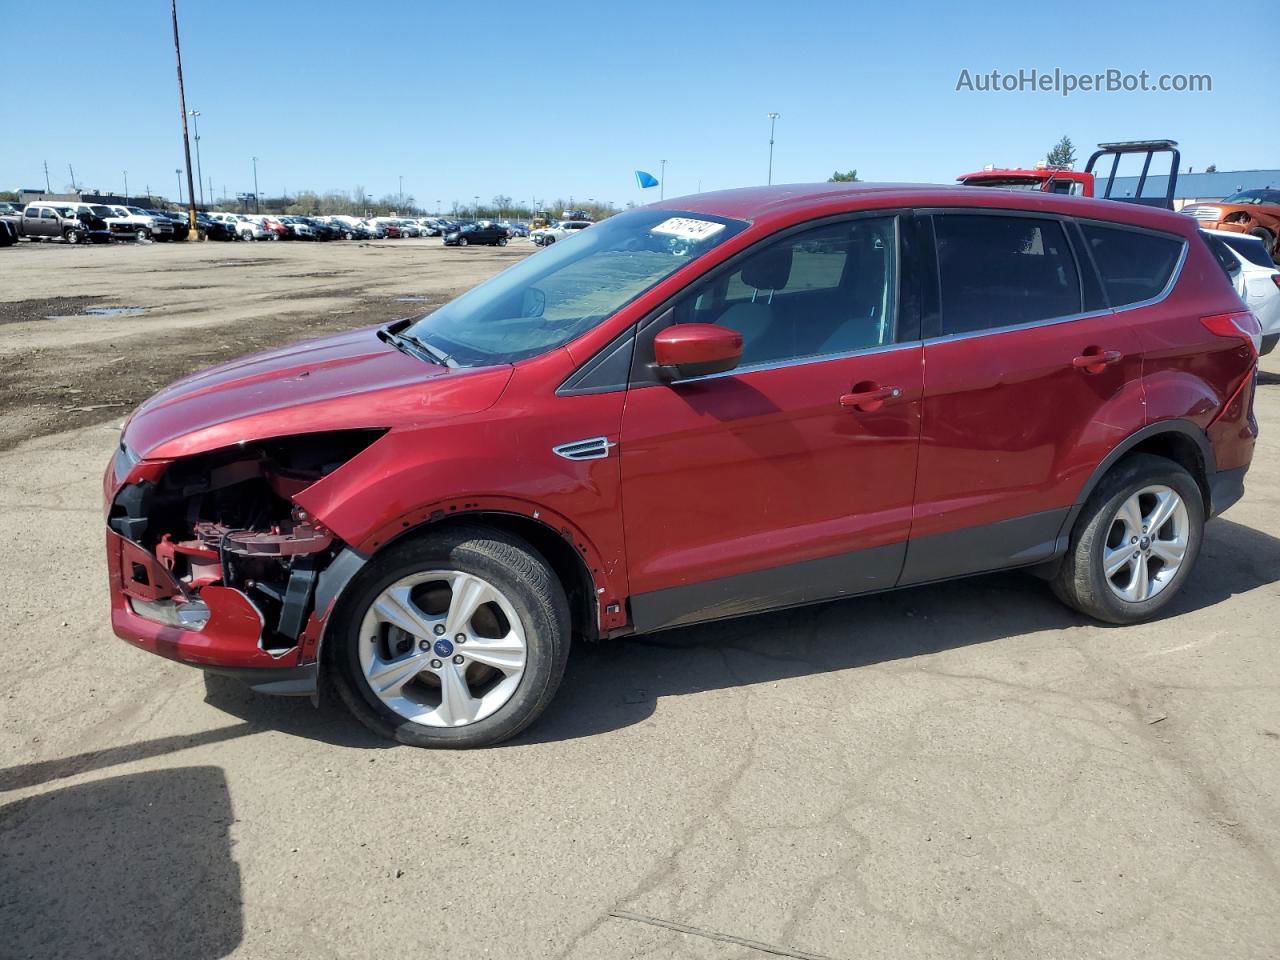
[404,209,746,365]
[672,216,899,368]
[1080,223,1184,307]
[39,208,54,219]
[934,214,1081,335]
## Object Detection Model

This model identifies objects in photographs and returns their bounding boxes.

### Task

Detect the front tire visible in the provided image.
[1248,227,1276,261]
[458,236,468,246]
[64,228,80,244]
[1051,453,1203,624]
[328,526,571,748]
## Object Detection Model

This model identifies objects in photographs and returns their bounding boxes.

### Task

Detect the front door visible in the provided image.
[620,214,923,631]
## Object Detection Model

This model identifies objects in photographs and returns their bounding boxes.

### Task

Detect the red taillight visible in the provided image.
[1201,310,1262,359]
[1272,275,1280,293]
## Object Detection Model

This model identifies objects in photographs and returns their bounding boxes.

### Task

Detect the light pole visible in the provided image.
[251,156,260,213]
[175,169,183,205]
[659,159,666,200]
[170,0,198,237]
[436,200,441,215]
[473,195,480,219]
[398,175,403,211]
[188,110,204,208]
[123,170,128,203]
[767,112,780,185]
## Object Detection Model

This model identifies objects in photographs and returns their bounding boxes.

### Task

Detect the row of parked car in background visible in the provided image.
[0,202,545,247]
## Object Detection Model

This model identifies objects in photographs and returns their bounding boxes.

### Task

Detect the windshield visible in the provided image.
[1222,190,1280,206]
[405,209,747,366]
[89,205,114,217]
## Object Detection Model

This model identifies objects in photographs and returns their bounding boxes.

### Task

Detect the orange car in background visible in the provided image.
[1181,189,1280,261]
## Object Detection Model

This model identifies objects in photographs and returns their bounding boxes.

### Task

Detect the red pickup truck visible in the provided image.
[959,140,1180,207]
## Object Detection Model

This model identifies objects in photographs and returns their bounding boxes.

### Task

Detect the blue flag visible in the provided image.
[635,170,659,189]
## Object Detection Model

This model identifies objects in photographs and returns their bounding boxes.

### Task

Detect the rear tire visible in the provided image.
[1051,453,1203,624]
[327,525,571,748]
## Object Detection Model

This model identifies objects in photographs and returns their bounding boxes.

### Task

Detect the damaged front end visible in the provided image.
[105,430,382,692]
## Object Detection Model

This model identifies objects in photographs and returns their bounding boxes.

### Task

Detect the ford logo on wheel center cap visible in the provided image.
[433,638,455,658]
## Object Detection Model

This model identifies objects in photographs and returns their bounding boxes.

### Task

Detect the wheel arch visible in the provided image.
[303,503,616,670]
[1058,419,1213,549]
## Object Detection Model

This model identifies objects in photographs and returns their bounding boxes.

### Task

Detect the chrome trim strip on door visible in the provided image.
[670,339,920,385]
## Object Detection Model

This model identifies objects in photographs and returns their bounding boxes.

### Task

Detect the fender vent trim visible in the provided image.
[552,437,616,461]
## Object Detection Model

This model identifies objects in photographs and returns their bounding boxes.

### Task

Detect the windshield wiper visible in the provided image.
[399,331,455,367]
[376,327,453,367]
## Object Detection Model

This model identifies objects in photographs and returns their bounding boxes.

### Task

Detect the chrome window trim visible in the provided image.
[919,238,1187,347]
[669,339,919,385]
[915,209,1189,347]
[921,308,1116,347]
[1077,221,1189,311]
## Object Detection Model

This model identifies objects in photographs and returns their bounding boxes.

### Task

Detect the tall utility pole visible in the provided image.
[208,176,213,206]
[171,0,199,238]
[398,175,403,211]
[659,159,666,200]
[188,110,204,208]
[42,161,51,193]
[175,169,184,205]
[123,171,129,203]
[767,112,780,185]
[251,157,260,213]
[68,164,78,193]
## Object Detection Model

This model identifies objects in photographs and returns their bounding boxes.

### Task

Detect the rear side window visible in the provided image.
[933,214,1081,335]
[1079,224,1184,307]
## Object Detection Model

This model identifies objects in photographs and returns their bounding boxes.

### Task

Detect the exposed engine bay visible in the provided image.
[108,430,383,652]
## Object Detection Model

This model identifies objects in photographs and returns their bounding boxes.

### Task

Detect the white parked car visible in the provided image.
[531,219,592,246]
[1204,229,1280,355]
[215,213,269,241]
[107,206,175,241]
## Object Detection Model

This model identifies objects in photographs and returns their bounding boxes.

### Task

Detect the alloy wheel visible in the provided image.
[358,570,527,727]
[1102,484,1189,602]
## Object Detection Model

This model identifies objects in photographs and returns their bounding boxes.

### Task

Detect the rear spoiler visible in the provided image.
[1085,140,1180,210]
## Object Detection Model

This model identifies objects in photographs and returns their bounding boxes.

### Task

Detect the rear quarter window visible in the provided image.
[1079,224,1184,307]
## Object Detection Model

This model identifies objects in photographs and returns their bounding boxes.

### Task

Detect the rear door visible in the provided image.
[903,210,1145,584]
[620,213,925,631]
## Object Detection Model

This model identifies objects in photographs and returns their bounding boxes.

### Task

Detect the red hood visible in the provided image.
[124,326,513,460]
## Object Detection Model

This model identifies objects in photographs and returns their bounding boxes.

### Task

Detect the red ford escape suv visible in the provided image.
[104,184,1260,747]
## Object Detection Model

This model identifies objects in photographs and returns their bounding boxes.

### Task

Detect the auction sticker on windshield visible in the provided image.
[650,217,726,241]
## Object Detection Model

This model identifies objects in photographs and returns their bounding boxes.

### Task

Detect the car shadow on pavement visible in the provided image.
[515,517,1280,745]
[0,766,242,959]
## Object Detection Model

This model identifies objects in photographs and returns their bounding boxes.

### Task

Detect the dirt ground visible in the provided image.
[0,238,1277,960]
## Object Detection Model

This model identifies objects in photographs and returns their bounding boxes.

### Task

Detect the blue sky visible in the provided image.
[1,0,1274,209]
